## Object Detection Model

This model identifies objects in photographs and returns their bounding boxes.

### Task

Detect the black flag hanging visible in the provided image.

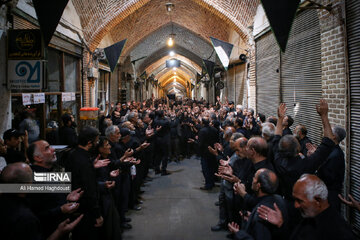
[33,0,69,46]
[203,59,215,79]
[210,37,233,70]
[104,39,127,72]
[261,0,300,52]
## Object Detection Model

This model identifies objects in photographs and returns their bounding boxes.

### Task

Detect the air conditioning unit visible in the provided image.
[87,67,99,78]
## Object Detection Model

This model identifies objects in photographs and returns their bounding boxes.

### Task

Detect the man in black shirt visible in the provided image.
[291,174,355,240]
[3,128,27,164]
[282,115,293,136]
[26,140,83,238]
[66,126,105,240]
[197,117,219,190]
[59,113,78,147]
[229,168,288,240]
[293,124,312,156]
[316,125,346,212]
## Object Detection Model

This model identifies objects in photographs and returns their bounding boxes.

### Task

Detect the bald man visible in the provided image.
[290,174,355,240]
[229,168,288,240]
[0,163,83,240]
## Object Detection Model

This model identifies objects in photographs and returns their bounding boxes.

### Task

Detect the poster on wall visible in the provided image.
[22,93,32,105]
[7,29,43,59]
[8,60,43,90]
[33,93,45,104]
[62,92,73,102]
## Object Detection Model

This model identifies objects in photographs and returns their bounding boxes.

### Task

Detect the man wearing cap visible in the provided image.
[3,128,27,164]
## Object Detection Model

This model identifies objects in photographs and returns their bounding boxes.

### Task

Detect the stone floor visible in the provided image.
[122,156,229,240]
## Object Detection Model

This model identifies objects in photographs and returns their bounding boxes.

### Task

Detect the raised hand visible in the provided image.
[60,202,79,214]
[338,194,360,211]
[208,146,218,156]
[257,203,284,228]
[316,99,329,116]
[306,143,317,157]
[55,214,84,235]
[233,181,247,197]
[93,155,110,169]
[67,188,84,202]
[277,103,287,118]
[124,148,134,158]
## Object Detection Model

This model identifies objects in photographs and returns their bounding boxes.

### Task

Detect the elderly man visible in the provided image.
[27,140,83,238]
[229,168,288,240]
[0,162,83,240]
[257,174,355,239]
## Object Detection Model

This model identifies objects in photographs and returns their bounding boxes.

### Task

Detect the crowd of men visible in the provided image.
[0,96,359,239]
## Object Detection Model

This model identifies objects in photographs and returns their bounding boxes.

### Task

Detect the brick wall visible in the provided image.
[71,0,258,52]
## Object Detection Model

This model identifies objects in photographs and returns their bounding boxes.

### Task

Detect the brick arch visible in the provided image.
[145,54,202,77]
[157,68,192,85]
[72,0,259,51]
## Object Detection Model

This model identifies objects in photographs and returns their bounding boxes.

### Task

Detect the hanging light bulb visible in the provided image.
[169,50,175,56]
[167,35,174,47]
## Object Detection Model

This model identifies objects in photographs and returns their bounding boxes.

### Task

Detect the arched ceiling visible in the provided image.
[71,0,259,51]
[131,24,216,73]
[145,54,201,76]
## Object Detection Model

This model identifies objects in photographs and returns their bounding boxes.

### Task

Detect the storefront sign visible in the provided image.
[33,93,45,104]
[22,93,32,105]
[8,29,43,59]
[8,60,43,90]
[71,92,76,101]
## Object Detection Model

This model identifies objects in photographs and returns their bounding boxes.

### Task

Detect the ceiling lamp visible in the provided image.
[166,3,176,47]
[169,50,175,56]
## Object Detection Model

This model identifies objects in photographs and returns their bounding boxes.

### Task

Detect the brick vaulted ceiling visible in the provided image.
[71,0,259,92]
[72,0,259,51]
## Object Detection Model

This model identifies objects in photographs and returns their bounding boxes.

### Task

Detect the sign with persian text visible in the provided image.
[8,29,43,59]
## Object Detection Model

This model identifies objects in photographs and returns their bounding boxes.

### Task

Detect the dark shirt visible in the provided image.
[59,126,78,147]
[299,136,312,156]
[236,195,288,240]
[198,125,219,158]
[316,145,345,211]
[66,147,101,222]
[0,195,43,240]
[272,135,335,200]
[28,165,66,238]
[4,147,26,164]
[290,206,356,240]
[243,160,274,210]
[282,127,292,136]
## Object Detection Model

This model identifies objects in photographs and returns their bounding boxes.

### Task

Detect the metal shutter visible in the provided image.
[256,31,280,117]
[281,9,322,145]
[347,0,360,232]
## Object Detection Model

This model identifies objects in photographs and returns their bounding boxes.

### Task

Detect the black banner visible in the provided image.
[33,0,69,46]
[8,29,43,59]
[261,0,300,52]
[104,39,127,72]
[203,59,215,79]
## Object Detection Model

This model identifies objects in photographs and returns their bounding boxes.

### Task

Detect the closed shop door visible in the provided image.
[281,9,322,145]
[256,31,280,118]
[347,0,360,233]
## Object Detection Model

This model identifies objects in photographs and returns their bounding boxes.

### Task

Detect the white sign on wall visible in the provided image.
[33,93,45,104]
[8,60,43,90]
[62,92,73,102]
[22,93,32,105]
